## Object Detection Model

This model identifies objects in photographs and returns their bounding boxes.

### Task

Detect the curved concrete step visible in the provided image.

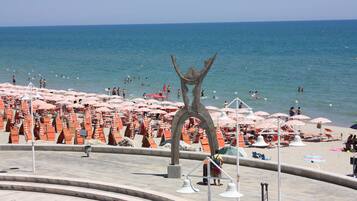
[0,174,187,201]
[0,181,149,201]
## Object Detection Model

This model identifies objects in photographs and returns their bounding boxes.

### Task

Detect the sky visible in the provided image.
[1,0,357,27]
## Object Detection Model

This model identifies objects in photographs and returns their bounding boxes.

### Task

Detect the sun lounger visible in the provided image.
[57,127,73,144]
[8,126,19,144]
[108,126,123,145]
[46,125,56,141]
[0,114,4,131]
[142,136,158,148]
[200,137,210,153]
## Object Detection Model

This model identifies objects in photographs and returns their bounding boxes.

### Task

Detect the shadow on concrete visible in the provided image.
[132,172,168,178]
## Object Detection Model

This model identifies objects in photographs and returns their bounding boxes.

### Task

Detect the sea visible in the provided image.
[0,20,356,126]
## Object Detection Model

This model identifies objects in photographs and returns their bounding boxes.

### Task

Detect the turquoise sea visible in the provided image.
[0,20,356,126]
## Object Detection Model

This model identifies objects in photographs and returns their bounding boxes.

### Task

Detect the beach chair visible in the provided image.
[53,115,63,133]
[160,129,171,146]
[57,127,73,144]
[0,99,4,111]
[4,107,13,122]
[93,125,106,143]
[231,134,245,147]
[216,129,226,149]
[114,113,123,131]
[8,126,19,144]
[323,128,338,141]
[108,126,123,145]
[200,137,210,153]
[142,136,158,148]
[0,114,4,131]
[38,123,47,141]
[74,129,84,145]
[85,124,93,139]
[181,129,191,144]
[45,124,56,141]
[20,100,29,115]
[124,122,135,139]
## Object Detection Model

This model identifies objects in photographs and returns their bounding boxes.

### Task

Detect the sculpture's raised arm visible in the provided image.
[171,55,190,82]
[200,53,217,78]
[171,55,184,78]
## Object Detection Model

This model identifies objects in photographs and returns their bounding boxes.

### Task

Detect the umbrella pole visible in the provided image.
[236,98,241,201]
[277,119,281,201]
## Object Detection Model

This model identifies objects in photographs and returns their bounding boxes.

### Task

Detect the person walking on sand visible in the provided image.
[289,107,295,116]
[12,74,16,85]
[211,150,223,186]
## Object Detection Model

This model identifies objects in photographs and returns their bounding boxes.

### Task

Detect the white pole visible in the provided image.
[236,98,240,201]
[207,157,212,201]
[277,118,281,201]
[30,84,35,173]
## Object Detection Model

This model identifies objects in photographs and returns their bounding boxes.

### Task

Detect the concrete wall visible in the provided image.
[1,144,356,190]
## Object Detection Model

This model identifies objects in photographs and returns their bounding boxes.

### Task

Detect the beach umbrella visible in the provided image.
[255,122,278,129]
[69,103,84,109]
[149,109,167,114]
[214,112,235,127]
[310,117,331,124]
[285,120,306,127]
[269,113,289,118]
[132,98,146,103]
[163,105,178,109]
[246,113,265,121]
[235,108,251,114]
[94,102,112,108]
[145,99,159,104]
[173,102,184,107]
[166,111,178,116]
[56,100,72,105]
[227,113,245,120]
[97,94,111,99]
[82,100,98,105]
[119,105,136,111]
[135,107,151,112]
[108,99,123,104]
[236,118,255,125]
[160,101,174,105]
[254,111,270,116]
[148,104,163,109]
[290,115,311,120]
[38,103,56,110]
[120,101,135,106]
[206,106,220,111]
[32,99,47,107]
[221,107,236,113]
[136,102,148,108]
[96,107,112,113]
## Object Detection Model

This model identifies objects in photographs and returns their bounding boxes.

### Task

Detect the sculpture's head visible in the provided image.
[184,67,200,81]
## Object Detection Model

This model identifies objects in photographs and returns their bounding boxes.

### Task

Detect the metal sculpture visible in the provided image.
[170,54,219,166]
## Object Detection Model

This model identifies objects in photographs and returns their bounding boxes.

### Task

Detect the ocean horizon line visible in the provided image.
[0,18,357,28]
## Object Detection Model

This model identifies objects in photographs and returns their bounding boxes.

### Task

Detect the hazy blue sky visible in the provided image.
[1,0,357,26]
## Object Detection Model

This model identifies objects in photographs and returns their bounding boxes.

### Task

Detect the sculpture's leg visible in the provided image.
[168,109,189,178]
[170,109,189,165]
[197,106,219,156]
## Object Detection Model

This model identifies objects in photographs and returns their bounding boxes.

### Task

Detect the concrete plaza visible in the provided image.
[0,150,356,201]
